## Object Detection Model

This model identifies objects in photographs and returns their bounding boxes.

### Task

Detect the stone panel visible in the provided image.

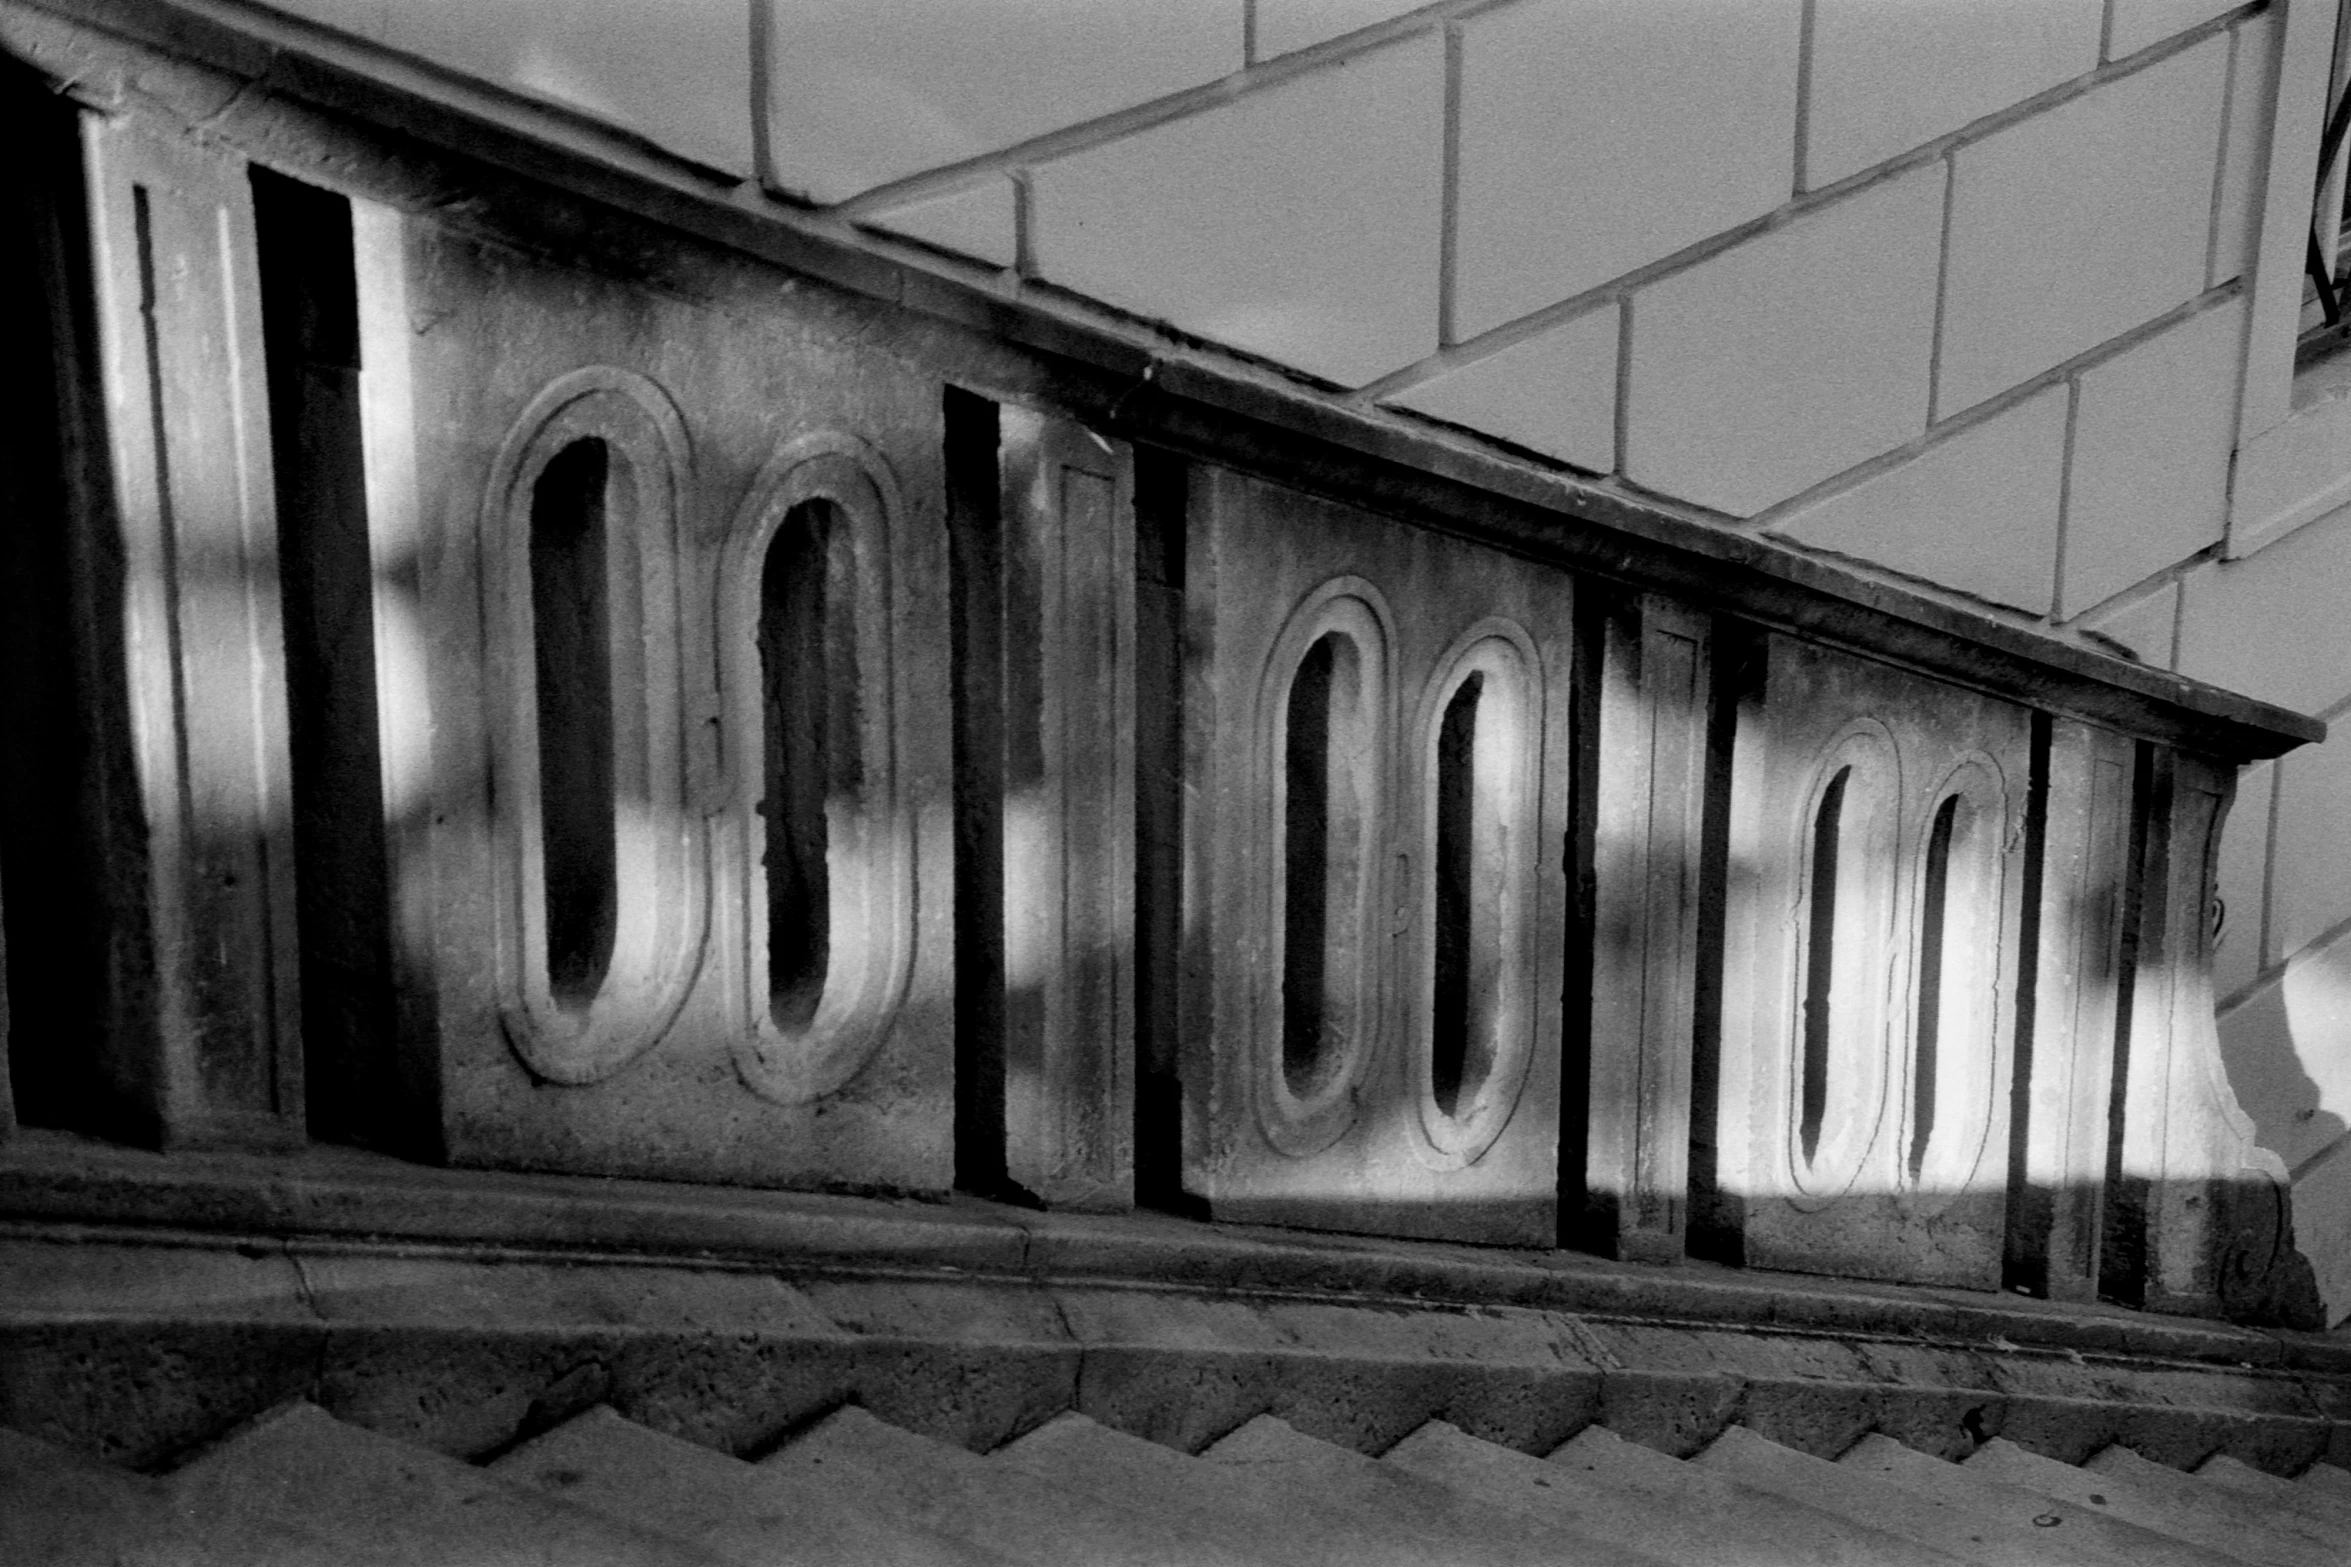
[1803,0,2100,189]
[2211,758,2274,1001]
[2109,0,2243,59]
[81,119,305,1150]
[1454,0,1801,338]
[2271,729,2351,963]
[2081,580,2180,667]
[1771,384,2067,614]
[1180,466,1572,1244]
[262,0,757,176]
[2062,300,2244,617]
[1253,0,1424,61]
[762,0,1240,203]
[1625,164,1943,516]
[1714,634,2034,1287]
[1937,39,2226,416]
[1027,33,1441,388]
[1382,305,1617,472]
[375,213,955,1193]
[2176,504,2351,715]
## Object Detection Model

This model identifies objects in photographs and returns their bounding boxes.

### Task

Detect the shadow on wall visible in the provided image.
[2219,934,2351,1327]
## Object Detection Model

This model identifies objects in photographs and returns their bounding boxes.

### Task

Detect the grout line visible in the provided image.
[1747,282,2246,532]
[1242,0,1259,67]
[1438,21,1464,348]
[2100,0,2118,63]
[1792,0,1817,196]
[1614,295,1633,477]
[2050,377,2083,620]
[1012,169,1035,276]
[2206,21,2240,292]
[1926,155,1957,427]
[746,0,775,193]
[2165,566,2186,671]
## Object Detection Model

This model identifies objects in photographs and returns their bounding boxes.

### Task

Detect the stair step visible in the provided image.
[2090,1447,2341,1554]
[1201,1414,1667,1567]
[996,1410,1461,1567]
[1967,1436,2324,1567]
[2,1427,251,1567]
[2294,1461,2351,1506]
[1839,1432,2239,1567]
[1698,1424,2119,1567]
[1547,1424,1971,1567]
[2192,1454,2351,1543]
[763,1406,1244,1567]
[165,1402,721,1567]
[491,1405,1003,1566]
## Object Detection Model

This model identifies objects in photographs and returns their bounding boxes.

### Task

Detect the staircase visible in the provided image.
[9,1396,2350,1565]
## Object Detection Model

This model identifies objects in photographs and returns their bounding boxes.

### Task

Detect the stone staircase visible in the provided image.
[10,1396,2351,1565]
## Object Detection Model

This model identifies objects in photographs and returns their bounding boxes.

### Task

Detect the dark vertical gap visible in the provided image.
[945,386,1010,1197]
[529,440,618,1007]
[1685,618,1753,1265]
[0,70,119,1136]
[1431,672,1482,1117]
[1558,592,1609,1251]
[757,500,837,1031]
[1131,446,1193,1213]
[1282,638,1338,1097]
[2003,712,2054,1294]
[2098,741,2159,1308]
[1800,768,1851,1165]
[1908,794,1960,1184]
[252,166,400,1149]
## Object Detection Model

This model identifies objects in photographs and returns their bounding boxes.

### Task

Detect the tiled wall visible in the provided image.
[243,0,2351,1320]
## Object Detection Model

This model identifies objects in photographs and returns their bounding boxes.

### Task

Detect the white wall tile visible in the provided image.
[1383,305,1618,473]
[763,0,1240,203]
[2081,579,2180,666]
[1768,384,2068,614]
[2271,727,2351,962]
[2061,300,2245,616]
[2109,0,2241,59]
[2176,502,2351,714]
[1027,34,1442,389]
[859,179,1018,268]
[2211,12,2280,287]
[1453,0,1800,339]
[1253,0,1425,61]
[382,0,756,175]
[1804,0,2100,189]
[1625,165,1944,517]
[1937,38,2226,417]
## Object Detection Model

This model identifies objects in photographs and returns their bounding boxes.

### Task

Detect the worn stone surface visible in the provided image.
[1970,1435,2336,1567]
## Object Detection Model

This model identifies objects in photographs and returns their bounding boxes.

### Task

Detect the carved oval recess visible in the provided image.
[1253,577,1393,1159]
[1782,718,1900,1207]
[1408,620,1544,1169]
[1902,753,2010,1205]
[485,367,710,1085]
[719,432,917,1104]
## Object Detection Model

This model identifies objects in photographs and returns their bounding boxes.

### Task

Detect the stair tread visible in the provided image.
[1200,1414,1671,1567]
[166,1402,724,1567]
[1,1427,253,1567]
[1968,1437,2329,1567]
[2094,1447,2346,1552]
[997,1410,1480,1567]
[2196,1452,2351,1534]
[1700,1424,2146,1567]
[2294,1461,2351,1506]
[491,1405,1006,1567]
[763,1406,1249,1567]
[1392,1418,1963,1567]
[1839,1432,2242,1567]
